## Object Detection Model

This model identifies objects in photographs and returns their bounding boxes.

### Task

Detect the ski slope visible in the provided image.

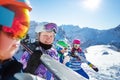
[82,45,120,80]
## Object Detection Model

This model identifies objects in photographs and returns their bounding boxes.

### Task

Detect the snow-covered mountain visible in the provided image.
[59,24,120,50]
[28,21,120,50]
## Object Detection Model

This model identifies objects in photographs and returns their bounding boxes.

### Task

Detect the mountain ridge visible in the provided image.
[28,21,120,50]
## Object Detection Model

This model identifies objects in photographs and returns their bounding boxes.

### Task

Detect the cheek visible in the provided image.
[0,36,13,51]
[61,50,64,53]
[9,45,19,55]
[2,45,19,59]
[74,46,78,49]
[47,36,54,44]
[0,42,13,53]
[76,46,79,49]
[50,37,54,42]
[0,33,20,53]
[39,36,45,43]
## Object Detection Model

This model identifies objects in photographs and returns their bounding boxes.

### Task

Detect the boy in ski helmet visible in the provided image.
[20,22,59,80]
[0,0,45,80]
[0,0,31,79]
[64,39,89,79]
[56,40,69,63]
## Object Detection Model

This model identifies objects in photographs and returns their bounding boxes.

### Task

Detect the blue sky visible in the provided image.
[30,0,120,30]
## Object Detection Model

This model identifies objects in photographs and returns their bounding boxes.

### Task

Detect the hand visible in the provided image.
[92,66,99,72]
[74,56,80,60]
[63,56,70,64]
[24,50,42,73]
[14,73,45,80]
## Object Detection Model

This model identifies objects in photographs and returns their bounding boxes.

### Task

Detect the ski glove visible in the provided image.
[24,50,42,74]
[14,73,45,80]
[92,66,99,72]
[70,53,81,60]
[0,60,23,79]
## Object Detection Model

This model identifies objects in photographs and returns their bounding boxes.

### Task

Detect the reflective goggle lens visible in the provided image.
[64,47,68,50]
[2,8,30,39]
[45,23,57,33]
[74,44,80,47]
[58,47,67,51]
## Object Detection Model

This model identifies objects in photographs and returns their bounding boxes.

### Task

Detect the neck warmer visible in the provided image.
[39,41,52,50]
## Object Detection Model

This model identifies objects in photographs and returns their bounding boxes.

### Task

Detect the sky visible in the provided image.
[30,0,120,30]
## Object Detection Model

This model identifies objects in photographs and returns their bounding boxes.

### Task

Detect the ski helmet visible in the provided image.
[0,0,32,39]
[73,39,81,44]
[0,0,32,27]
[56,40,69,49]
[35,22,58,34]
[0,0,32,11]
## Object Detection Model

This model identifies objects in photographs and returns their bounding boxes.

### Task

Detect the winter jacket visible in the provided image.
[0,58,23,80]
[68,48,86,71]
[20,46,58,80]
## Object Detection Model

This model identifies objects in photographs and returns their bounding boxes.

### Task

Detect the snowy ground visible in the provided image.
[14,45,120,80]
[82,45,120,80]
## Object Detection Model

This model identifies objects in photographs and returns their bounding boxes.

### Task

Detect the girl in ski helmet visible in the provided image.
[56,40,69,63]
[0,0,45,80]
[20,22,59,80]
[72,39,82,53]
[66,39,89,79]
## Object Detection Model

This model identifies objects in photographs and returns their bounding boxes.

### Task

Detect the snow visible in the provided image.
[82,45,120,80]
[15,44,120,80]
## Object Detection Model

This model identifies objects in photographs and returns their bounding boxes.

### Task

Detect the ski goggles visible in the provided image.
[44,23,57,33]
[58,47,68,51]
[0,6,30,40]
[73,44,80,47]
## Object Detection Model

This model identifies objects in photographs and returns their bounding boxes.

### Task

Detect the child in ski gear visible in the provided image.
[0,0,37,80]
[56,40,69,63]
[0,1,45,80]
[64,39,89,79]
[20,22,59,80]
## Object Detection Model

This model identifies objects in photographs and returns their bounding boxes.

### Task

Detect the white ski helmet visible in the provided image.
[35,22,58,34]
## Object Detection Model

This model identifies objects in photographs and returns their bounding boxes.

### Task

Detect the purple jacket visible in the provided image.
[20,47,58,80]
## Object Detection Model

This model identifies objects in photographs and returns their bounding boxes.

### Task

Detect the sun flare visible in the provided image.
[82,0,101,11]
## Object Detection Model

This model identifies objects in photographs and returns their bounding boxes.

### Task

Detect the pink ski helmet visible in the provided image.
[73,39,81,44]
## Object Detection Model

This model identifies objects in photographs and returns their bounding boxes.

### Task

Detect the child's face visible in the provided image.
[39,31,55,45]
[73,44,80,49]
[0,31,20,60]
[60,48,68,53]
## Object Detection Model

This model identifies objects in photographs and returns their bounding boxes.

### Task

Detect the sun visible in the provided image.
[82,0,101,11]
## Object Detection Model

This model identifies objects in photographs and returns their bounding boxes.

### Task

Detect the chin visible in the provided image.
[45,42,52,45]
[46,43,52,45]
[75,47,79,49]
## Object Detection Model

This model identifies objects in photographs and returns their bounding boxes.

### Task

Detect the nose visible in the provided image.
[46,35,53,40]
[13,40,20,48]
[13,44,19,48]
